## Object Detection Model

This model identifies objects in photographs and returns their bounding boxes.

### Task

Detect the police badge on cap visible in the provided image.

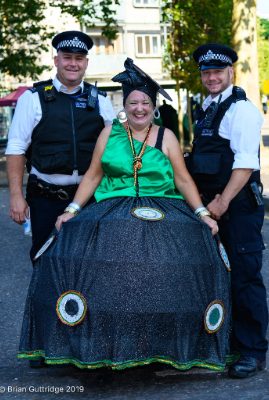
[193,43,238,71]
[52,31,93,54]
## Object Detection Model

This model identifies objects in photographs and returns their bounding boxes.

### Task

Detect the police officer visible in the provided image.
[6,31,116,261]
[188,43,268,378]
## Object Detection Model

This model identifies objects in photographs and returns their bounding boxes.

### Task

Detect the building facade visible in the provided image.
[83,0,177,111]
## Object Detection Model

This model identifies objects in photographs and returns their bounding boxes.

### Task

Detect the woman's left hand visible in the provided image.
[55,212,75,231]
[200,215,218,235]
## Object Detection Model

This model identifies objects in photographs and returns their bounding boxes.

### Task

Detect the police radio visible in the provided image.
[249,182,264,206]
[43,85,56,102]
[87,81,98,109]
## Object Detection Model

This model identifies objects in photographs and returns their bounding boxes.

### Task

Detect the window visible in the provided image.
[91,36,114,55]
[133,0,159,7]
[135,35,161,57]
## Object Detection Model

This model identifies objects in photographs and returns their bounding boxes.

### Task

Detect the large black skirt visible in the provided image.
[18,197,231,371]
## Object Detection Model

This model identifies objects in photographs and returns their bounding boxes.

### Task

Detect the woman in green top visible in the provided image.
[18,59,231,372]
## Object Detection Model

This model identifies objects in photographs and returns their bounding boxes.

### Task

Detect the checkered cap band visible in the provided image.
[199,50,232,64]
[57,37,88,52]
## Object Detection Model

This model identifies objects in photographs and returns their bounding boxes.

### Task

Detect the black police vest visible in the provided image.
[189,86,260,194]
[28,80,105,175]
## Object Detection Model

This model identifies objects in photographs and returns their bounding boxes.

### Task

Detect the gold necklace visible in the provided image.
[124,121,152,196]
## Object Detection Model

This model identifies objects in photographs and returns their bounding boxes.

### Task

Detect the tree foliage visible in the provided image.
[161,0,233,94]
[0,0,119,81]
[0,0,53,80]
[51,0,120,41]
[161,0,232,144]
[260,18,269,40]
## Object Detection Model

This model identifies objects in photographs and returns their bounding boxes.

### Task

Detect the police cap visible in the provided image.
[52,31,93,54]
[193,43,238,71]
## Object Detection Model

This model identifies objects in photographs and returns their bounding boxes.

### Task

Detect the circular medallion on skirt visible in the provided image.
[131,207,165,221]
[204,300,225,334]
[218,241,231,271]
[56,291,87,326]
[33,234,56,261]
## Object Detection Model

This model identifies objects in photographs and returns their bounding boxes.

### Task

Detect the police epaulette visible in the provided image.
[232,86,247,101]
[31,79,56,101]
[30,79,53,93]
[29,87,37,93]
[33,79,53,88]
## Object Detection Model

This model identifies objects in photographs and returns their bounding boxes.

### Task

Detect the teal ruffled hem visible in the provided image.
[18,350,238,371]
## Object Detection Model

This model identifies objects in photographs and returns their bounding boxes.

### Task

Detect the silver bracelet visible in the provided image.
[68,202,81,211]
[194,206,211,219]
[196,209,211,218]
[194,206,207,216]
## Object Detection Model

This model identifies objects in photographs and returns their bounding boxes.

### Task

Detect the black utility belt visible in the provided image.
[27,175,78,201]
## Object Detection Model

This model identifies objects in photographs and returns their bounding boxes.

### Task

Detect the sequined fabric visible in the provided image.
[19,196,231,370]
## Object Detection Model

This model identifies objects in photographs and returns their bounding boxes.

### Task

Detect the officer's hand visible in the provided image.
[207,194,229,220]
[55,212,75,231]
[200,215,219,235]
[9,193,29,224]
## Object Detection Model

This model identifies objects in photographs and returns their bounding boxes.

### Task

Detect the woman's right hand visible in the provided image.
[55,212,75,231]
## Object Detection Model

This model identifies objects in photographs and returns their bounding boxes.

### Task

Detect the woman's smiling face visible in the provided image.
[125,90,154,129]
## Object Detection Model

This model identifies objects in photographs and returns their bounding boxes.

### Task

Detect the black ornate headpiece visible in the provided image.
[112,58,172,106]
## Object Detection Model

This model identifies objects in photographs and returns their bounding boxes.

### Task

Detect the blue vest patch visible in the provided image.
[201,128,214,136]
[75,101,87,109]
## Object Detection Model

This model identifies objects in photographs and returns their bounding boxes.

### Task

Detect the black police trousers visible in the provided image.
[26,193,70,262]
[218,196,268,361]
